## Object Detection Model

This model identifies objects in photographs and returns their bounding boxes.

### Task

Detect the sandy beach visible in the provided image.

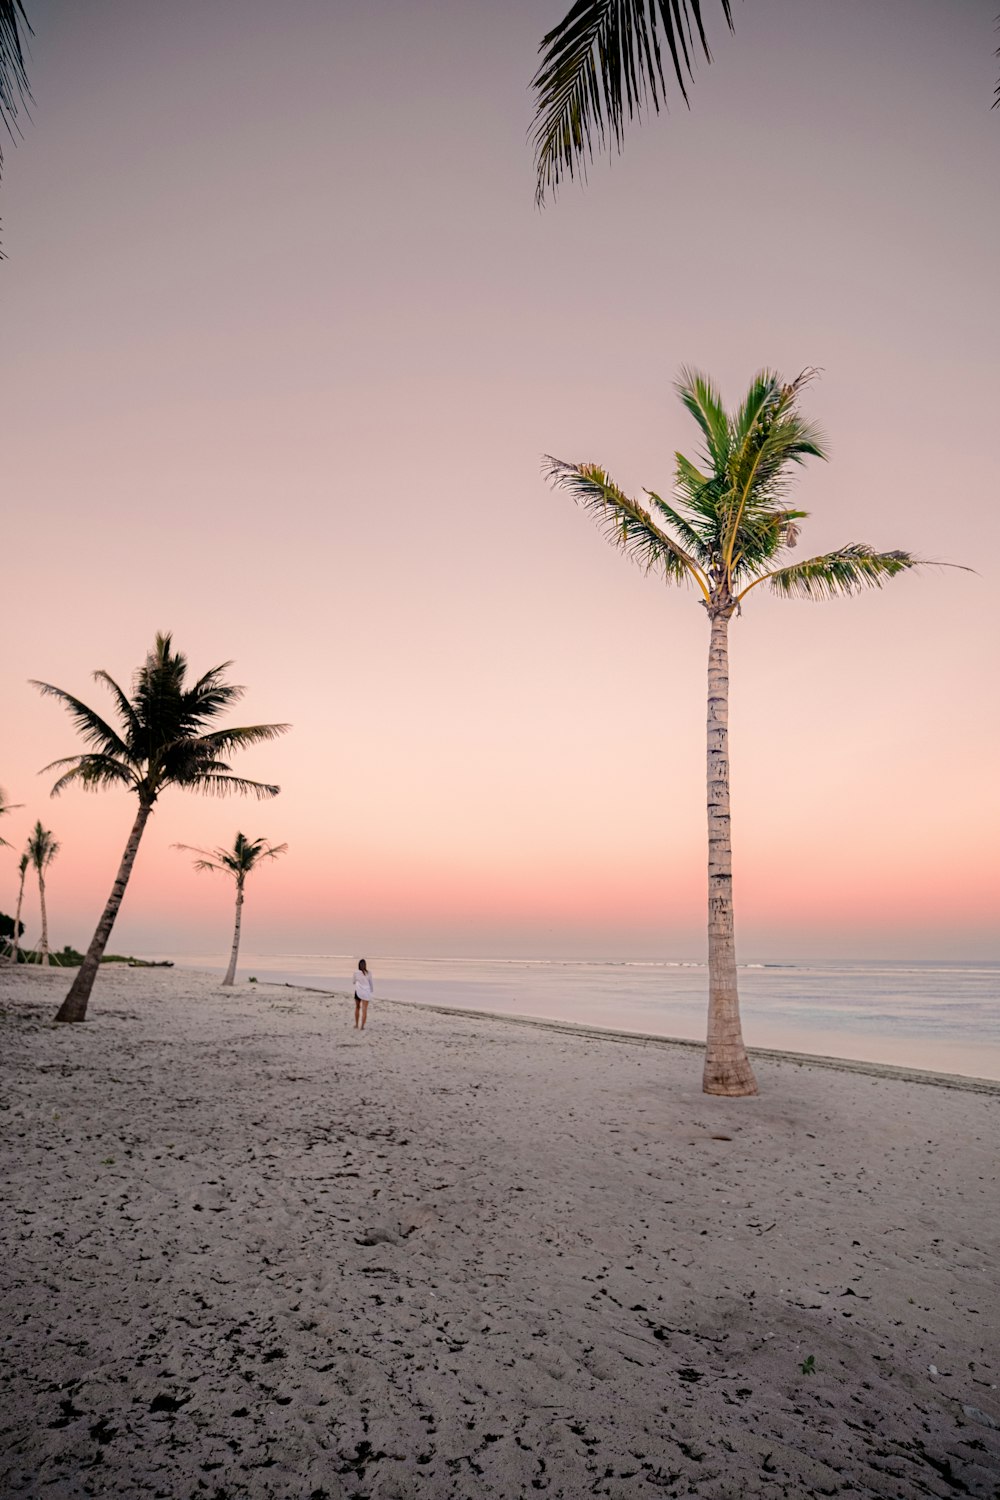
[2,966,998,1499]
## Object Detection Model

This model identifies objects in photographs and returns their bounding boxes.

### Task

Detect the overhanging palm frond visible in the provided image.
[531,0,734,205]
[0,0,31,167]
[742,545,930,601]
[545,455,710,596]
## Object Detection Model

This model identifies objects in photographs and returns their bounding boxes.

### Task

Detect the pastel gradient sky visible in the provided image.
[2,0,998,962]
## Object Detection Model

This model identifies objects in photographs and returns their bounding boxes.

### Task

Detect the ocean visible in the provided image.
[168,953,1000,1082]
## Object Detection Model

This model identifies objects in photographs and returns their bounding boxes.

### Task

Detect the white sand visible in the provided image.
[1,965,998,1499]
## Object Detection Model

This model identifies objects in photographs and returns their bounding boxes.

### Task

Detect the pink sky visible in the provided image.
[2,0,998,962]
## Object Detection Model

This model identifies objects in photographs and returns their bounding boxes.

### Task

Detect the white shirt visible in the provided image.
[354,968,373,1000]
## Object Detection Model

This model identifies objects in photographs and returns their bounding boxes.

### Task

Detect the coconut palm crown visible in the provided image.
[32,633,289,1021]
[547,367,939,1096]
[174,832,288,987]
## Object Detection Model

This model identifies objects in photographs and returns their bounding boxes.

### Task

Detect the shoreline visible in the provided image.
[262,977,1000,1096]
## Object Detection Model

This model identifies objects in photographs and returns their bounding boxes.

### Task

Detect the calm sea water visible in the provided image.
[169,953,1000,1082]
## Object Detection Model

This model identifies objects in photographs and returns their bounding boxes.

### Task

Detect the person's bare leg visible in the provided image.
[354,999,361,1029]
[361,999,369,1030]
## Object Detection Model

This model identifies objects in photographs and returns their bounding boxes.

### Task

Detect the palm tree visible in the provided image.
[547,367,949,1096]
[32,632,289,1022]
[26,821,59,965]
[6,850,29,965]
[531,2,1000,203]
[0,784,23,845]
[174,832,288,987]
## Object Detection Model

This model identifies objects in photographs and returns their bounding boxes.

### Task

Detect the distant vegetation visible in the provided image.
[1,938,157,967]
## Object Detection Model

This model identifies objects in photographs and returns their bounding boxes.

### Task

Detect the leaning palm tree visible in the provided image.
[32,632,289,1022]
[547,367,947,1096]
[173,832,288,986]
[6,849,29,965]
[26,820,59,965]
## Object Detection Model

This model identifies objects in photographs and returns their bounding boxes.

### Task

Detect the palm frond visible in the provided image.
[720,373,828,573]
[544,455,709,596]
[187,774,281,800]
[0,0,31,176]
[0,786,23,817]
[645,489,711,557]
[675,367,731,472]
[41,755,138,797]
[195,724,291,756]
[92,669,142,741]
[742,545,932,601]
[531,0,733,205]
[172,843,232,875]
[30,681,134,760]
[728,507,808,578]
[729,368,780,449]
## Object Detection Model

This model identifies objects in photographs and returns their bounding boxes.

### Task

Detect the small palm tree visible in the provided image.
[0,785,23,847]
[26,820,59,965]
[6,850,29,965]
[32,632,289,1022]
[174,833,287,987]
[547,367,952,1096]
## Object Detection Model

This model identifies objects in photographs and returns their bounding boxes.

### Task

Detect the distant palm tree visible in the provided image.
[32,632,289,1022]
[0,785,22,851]
[531,2,1000,203]
[174,832,288,987]
[6,849,29,965]
[26,821,59,966]
[547,367,951,1095]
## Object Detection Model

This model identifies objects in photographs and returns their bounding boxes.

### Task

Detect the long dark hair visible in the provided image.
[357,958,368,974]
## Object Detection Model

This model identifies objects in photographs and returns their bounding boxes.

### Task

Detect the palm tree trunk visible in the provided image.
[222,879,244,986]
[703,608,757,1097]
[55,801,153,1023]
[7,869,26,966]
[38,870,50,965]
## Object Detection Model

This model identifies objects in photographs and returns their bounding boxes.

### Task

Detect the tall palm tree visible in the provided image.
[32,632,289,1022]
[531,2,1000,203]
[6,849,29,965]
[26,820,59,966]
[173,832,288,987]
[547,367,948,1096]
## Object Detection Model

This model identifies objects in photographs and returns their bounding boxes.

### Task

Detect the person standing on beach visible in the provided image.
[353,959,373,1030]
